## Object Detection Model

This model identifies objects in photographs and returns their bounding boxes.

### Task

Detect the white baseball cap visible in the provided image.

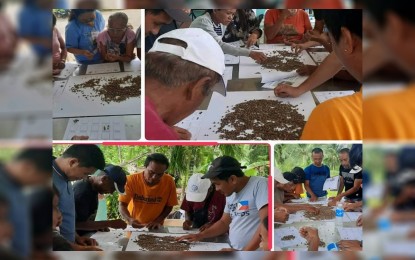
[148,28,227,96]
[274,168,289,184]
[186,173,212,202]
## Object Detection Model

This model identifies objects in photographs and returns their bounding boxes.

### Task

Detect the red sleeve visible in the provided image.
[264,9,279,26]
[180,195,193,214]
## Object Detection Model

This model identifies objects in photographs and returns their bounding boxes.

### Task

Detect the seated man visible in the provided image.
[74,164,128,234]
[181,173,226,232]
[118,153,178,229]
[304,148,330,202]
[274,169,319,223]
[329,148,362,206]
[282,166,306,201]
[177,156,268,250]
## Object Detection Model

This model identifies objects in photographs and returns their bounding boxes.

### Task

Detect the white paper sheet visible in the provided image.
[188,90,316,140]
[167,227,199,234]
[125,232,231,251]
[53,62,80,79]
[86,62,121,75]
[261,70,298,83]
[175,110,206,138]
[308,51,330,64]
[323,176,340,191]
[274,226,307,248]
[53,72,141,118]
[337,227,363,241]
[224,66,233,87]
[344,212,361,222]
[238,46,316,79]
[90,230,125,251]
[63,116,127,140]
[314,91,355,104]
[53,80,68,99]
[123,59,141,72]
[225,54,240,65]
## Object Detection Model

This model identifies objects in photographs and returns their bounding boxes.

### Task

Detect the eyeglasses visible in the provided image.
[108,27,127,33]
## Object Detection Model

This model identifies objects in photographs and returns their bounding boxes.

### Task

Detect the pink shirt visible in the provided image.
[52,27,62,63]
[145,96,180,140]
[97,28,135,56]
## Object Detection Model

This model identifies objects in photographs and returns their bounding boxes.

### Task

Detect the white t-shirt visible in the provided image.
[224,176,268,250]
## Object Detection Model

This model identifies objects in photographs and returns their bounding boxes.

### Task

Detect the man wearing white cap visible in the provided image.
[145,28,226,140]
[180,173,226,231]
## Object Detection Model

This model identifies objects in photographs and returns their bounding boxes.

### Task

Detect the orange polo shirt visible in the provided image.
[264,9,312,43]
[301,89,362,140]
[118,172,178,224]
[284,0,344,8]
[364,85,415,140]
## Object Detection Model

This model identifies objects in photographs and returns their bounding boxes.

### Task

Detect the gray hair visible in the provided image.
[145,38,221,96]
[108,12,129,27]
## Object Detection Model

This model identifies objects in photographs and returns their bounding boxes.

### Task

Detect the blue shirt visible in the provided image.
[65,11,105,64]
[304,164,330,197]
[53,160,76,242]
[19,6,52,57]
[0,166,30,258]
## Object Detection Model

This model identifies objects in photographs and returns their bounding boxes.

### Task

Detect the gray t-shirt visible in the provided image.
[224,176,268,250]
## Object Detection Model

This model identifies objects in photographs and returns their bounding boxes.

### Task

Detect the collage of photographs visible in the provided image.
[0,0,415,260]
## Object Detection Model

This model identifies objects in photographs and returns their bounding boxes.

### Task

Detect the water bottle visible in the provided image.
[335,202,344,226]
[327,242,339,251]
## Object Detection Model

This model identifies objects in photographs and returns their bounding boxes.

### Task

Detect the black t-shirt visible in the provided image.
[313,10,324,21]
[73,178,98,223]
[339,165,363,200]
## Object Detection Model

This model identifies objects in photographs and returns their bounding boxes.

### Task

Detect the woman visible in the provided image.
[222,9,262,48]
[190,9,267,63]
[264,9,312,44]
[53,13,67,75]
[97,12,136,62]
[65,9,105,64]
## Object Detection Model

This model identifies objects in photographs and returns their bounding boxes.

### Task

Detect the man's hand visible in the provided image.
[146,221,162,230]
[246,34,258,48]
[338,240,362,251]
[250,51,267,63]
[183,220,192,230]
[109,219,128,229]
[291,43,307,54]
[82,50,94,60]
[76,236,98,246]
[172,126,192,140]
[305,206,320,215]
[274,206,289,223]
[356,215,363,227]
[309,195,318,202]
[328,198,338,207]
[299,226,320,251]
[106,53,119,62]
[176,233,203,242]
[199,222,213,232]
[297,65,317,76]
[274,83,303,98]
[344,202,361,212]
[130,219,146,229]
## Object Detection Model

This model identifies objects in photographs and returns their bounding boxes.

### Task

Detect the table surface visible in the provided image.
[91,221,230,251]
[53,60,141,140]
[274,198,362,251]
[197,45,360,110]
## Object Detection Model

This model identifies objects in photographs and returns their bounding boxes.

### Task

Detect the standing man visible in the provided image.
[329,148,363,206]
[304,148,330,202]
[177,156,268,251]
[53,144,106,246]
[74,164,128,234]
[118,153,178,229]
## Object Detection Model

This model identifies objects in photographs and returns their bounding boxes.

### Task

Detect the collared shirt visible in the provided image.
[0,165,30,258]
[53,159,76,242]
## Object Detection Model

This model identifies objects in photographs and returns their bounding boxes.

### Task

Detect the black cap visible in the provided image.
[283,167,305,184]
[202,156,246,179]
[103,164,127,194]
